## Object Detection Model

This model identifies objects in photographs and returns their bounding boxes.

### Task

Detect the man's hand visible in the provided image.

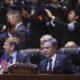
[1,60,9,72]
[45,9,54,18]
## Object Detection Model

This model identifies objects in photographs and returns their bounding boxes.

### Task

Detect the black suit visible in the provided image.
[52,18,80,46]
[26,3,48,48]
[38,53,78,74]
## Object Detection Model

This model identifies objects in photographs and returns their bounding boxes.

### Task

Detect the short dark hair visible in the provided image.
[69,9,79,17]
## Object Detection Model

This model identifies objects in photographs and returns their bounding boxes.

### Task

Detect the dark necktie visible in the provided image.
[8,56,13,64]
[47,59,52,71]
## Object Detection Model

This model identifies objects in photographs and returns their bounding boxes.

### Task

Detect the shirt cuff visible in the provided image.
[51,16,56,21]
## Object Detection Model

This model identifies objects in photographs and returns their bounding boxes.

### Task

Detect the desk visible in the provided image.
[0,74,80,80]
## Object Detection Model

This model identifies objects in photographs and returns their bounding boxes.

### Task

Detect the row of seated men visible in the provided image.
[0,0,79,74]
[0,34,80,74]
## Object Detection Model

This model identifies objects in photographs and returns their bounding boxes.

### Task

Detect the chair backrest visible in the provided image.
[8,63,37,74]
[21,49,45,64]
[58,47,80,66]
[21,49,39,56]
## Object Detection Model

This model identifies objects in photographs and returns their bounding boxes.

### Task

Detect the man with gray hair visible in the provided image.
[38,37,79,74]
[40,34,53,49]
[7,11,28,49]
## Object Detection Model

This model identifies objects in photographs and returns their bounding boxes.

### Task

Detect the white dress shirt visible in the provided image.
[9,51,17,64]
[51,16,56,27]
[8,32,13,38]
[47,53,57,71]
[68,21,76,31]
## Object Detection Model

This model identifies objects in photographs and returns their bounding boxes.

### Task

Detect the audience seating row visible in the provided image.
[6,47,80,74]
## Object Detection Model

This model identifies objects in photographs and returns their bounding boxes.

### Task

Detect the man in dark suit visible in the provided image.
[0,37,29,66]
[21,0,48,48]
[45,9,80,47]
[38,37,78,74]
[7,11,28,49]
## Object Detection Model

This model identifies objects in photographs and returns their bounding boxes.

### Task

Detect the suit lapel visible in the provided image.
[5,54,9,62]
[16,24,23,31]
[16,51,23,63]
[16,51,19,63]
[41,59,48,71]
[53,54,61,71]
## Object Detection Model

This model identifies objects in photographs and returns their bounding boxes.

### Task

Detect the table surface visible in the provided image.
[0,74,80,80]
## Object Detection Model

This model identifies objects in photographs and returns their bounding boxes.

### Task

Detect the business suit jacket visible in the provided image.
[26,3,48,48]
[0,51,29,63]
[0,32,9,57]
[38,53,78,74]
[52,18,80,46]
[14,23,28,49]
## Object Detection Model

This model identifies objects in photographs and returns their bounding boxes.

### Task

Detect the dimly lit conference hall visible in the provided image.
[0,0,80,80]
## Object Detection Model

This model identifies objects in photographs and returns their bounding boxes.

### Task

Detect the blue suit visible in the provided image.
[38,53,78,74]
[0,51,29,63]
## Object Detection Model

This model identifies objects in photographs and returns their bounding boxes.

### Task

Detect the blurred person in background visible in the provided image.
[64,41,78,47]
[21,0,48,48]
[45,9,80,47]
[7,10,28,49]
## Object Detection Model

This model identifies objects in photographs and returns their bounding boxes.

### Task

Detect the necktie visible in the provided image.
[8,56,13,64]
[47,59,52,71]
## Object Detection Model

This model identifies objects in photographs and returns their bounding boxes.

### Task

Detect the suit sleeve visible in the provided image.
[15,27,28,49]
[63,56,79,74]
[51,17,68,29]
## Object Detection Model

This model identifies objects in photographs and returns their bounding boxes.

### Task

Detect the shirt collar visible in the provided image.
[10,51,17,58]
[15,22,23,30]
[51,53,57,60]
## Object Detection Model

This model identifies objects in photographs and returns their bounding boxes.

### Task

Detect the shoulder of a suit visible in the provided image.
[17,51,28,57]
[56,53,67,59]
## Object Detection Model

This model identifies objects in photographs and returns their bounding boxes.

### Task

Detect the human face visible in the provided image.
[67,11,77,22]
[42,41,56,58]
[3,41,13,55]
[8,15,16,26]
